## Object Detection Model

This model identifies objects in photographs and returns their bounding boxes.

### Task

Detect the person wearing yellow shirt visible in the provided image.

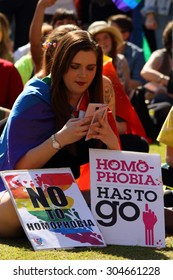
[157,106,173,234]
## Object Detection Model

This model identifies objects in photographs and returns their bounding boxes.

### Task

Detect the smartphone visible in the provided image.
[85,103,107,117]
[85,104,108,141]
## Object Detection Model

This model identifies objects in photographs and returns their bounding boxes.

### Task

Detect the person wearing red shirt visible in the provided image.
[0,58,23,109]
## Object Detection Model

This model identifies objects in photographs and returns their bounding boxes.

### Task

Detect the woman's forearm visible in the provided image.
[15,133,62,169]
[15,136,56,169]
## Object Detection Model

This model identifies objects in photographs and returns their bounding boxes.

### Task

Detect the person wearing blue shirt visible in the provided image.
[108,14,146,90]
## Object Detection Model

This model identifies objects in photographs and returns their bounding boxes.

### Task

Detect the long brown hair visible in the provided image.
[41,24,80,77]
[162,20,173,55]
[107,32,117,59]
[0,12,13,62]
[50,29,104,129]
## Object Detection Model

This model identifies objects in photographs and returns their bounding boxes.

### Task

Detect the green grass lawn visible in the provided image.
[0,233,173,260]
[0,142,173,260]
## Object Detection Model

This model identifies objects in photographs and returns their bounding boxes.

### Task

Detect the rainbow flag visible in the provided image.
[112,0,142,12]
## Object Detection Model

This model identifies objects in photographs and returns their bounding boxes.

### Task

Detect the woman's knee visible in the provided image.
[0,191,23,237]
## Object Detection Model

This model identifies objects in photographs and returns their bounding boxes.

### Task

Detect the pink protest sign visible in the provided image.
[89,149,165,248]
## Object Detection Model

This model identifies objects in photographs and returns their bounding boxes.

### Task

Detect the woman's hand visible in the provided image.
[145,13,157,30]
[55,117,92,147]
[38,0,57,9]
[87,114,120,150]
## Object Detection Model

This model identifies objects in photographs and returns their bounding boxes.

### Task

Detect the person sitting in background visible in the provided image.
[108,14,146,90]
[140,20,173,137]
[88,20,132,96]
[107,15,155,140]
[157,106,173,234]
[0,12,13,62]
[88,20,149,152]
[0,30,120,237]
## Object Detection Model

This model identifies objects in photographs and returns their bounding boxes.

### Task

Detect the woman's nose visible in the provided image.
[79,68,87,77]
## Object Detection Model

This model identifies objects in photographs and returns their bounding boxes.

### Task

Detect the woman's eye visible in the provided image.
[70,64,78,69]
[87,66,96,71]
[70,64,96,71]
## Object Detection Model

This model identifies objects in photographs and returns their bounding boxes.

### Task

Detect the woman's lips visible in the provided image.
[76,81,86,86]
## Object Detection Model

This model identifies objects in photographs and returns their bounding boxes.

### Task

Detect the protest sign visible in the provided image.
[89,149,165,248]
[1,168,106,250]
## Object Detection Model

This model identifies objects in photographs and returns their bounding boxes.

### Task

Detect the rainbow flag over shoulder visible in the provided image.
[112,0,142,12]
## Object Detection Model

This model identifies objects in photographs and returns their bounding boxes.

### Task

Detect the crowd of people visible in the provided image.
[0,0,173,236]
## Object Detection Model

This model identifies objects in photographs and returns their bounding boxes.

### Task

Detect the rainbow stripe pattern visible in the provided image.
[112,0,142,11]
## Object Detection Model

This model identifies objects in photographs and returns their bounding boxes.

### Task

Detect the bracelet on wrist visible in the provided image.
[51,134,61,150]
